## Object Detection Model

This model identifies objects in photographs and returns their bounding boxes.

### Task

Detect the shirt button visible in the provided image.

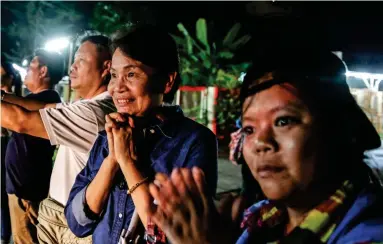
[119,181,125,189]
[118,213,123,218]
[150,129,155,134]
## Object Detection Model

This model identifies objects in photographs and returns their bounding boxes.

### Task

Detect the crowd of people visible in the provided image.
[1,24,382,244]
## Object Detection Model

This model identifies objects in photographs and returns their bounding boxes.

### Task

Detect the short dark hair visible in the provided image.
[80,35,112,84]
[111,25,181,103]
[80,35,112,60]
[1,58,22,96]
[34,49,65,85]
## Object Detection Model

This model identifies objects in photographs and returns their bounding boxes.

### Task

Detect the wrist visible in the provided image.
[117,155,136,166]
[105,156,119,172]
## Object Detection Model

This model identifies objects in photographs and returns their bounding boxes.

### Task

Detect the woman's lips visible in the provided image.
[257,165,285,178]
[116,98,135,106]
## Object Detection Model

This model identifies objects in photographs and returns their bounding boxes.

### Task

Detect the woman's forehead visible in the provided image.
[242,84,306,117]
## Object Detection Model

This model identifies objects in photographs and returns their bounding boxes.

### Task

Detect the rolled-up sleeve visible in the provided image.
[64,135,105,237]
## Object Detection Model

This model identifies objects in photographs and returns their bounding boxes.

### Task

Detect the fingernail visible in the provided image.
[172,168,179,176]
[153,180,161,187]
[153,199,158,205]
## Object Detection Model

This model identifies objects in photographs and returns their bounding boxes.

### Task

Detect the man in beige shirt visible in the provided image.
[1,35,116,243]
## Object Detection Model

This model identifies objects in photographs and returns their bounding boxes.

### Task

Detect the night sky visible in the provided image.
[2,1,383,73]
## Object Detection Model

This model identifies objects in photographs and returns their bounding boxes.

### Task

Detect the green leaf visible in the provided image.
[196,18,210,53]
[170,34,184,46]
[230,35,251,50]
[223,23,241,47]
[186,36,193,54]
[177,23,190,37]
[218,51,234,59]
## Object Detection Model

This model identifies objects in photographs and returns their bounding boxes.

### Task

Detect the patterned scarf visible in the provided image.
[236,180,356,244]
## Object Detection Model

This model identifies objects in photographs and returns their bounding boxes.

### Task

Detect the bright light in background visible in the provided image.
[346,71,383,80]
[12,63,27,81]
[44,37,70,52]
[22,59,28,66]
[346,71,383,92]
[238,72,246,82]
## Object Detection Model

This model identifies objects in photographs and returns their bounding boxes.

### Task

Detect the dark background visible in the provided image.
[2,1,383,73]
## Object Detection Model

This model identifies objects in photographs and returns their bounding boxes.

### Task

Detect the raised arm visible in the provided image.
[39,100,115,153]
[1,101,49,139]
[2,91,57,110]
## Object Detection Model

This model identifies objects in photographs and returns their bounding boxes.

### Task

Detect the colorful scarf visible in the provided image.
[236,180,356,244]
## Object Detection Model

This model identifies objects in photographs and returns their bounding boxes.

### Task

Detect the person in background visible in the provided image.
[1,35,115,243]
[3,49,63,244]
[0,59,22,244]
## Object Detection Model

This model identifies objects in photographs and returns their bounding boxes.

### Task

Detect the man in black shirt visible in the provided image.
[3,49,63,244]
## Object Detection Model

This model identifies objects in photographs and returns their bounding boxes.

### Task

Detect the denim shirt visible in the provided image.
[64,107,218,244]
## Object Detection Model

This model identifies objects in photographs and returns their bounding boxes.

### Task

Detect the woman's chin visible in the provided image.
[117,106,134,115]
[260,180,294,201]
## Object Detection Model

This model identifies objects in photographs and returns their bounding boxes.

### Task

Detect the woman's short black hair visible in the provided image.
[111,24,181,103]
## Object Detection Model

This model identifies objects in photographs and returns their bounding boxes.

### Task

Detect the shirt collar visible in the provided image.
[80,91,111,102]
[144,105,184,139]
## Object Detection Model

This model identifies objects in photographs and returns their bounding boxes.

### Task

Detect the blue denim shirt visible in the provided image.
[64,107,218,244]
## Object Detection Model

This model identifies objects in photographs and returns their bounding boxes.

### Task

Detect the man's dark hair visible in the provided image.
[80,35,112,84]
[80,35,112,60]
[1,58,22,96]
[111,25,181,103]
[34,49,65,86]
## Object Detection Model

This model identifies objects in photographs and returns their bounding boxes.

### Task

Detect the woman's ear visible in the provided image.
[164,72,177,94]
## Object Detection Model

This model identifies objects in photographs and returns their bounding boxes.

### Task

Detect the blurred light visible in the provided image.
[12,63,27,81]
[44,37,70,52]
[346,71,383,80]
[238,72,246,82]
[22,59,28,66]
[346,71,383,92]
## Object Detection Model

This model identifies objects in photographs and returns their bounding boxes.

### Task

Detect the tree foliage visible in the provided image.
[89,2,156,36]
[173,18,251,88]
[2,1,83,63]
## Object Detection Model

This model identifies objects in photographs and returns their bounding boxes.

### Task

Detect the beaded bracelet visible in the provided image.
[127,177,149,195]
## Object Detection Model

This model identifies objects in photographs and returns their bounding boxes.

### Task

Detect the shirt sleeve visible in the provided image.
[182,127,218,197]
[64,135,106,237]
[39,101,104,153]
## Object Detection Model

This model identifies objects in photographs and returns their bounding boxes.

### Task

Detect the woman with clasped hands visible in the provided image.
[64,25,218,244]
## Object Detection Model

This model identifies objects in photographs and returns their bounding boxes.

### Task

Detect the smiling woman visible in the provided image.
[147,50,383,244]
[109,48,160,116]
[64,25,218,244]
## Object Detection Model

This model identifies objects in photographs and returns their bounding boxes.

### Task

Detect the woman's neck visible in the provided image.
[284,179,342,233]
